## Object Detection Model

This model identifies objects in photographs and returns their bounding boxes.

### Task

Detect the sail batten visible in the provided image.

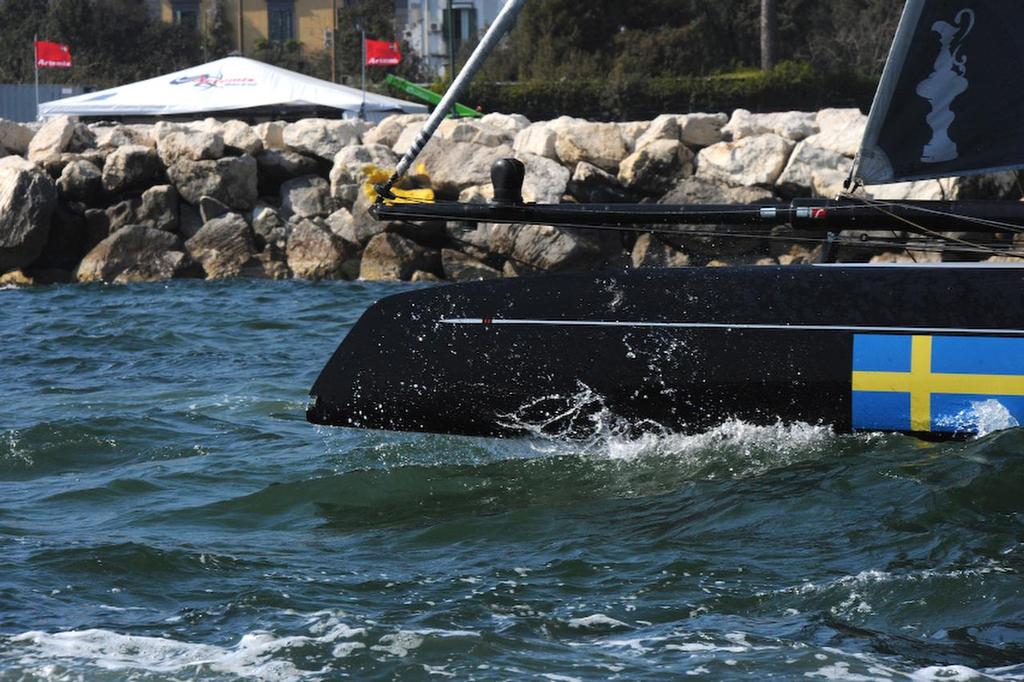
[856,0,1024,185]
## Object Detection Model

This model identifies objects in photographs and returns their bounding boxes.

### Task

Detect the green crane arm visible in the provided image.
[384,74,483,118]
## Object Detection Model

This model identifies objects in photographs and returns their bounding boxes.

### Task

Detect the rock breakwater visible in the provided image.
[0,109,1019,286]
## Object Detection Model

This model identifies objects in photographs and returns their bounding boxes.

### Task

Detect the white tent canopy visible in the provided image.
[38,57,427,123]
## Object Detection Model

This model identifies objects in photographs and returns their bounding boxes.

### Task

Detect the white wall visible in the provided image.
[401,0,502,76]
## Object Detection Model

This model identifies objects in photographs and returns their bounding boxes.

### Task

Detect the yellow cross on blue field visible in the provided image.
[851,335,1024,433]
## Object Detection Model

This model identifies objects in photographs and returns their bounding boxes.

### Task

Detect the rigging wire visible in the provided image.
[377,187,1024,260]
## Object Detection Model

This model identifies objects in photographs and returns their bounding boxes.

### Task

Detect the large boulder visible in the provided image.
[444,222,498,263]
[696,134,795,187]
[776,140,854,196]
[103,199,137,236]
[286,218,355,280]
[480,112,530,134]
[254,121,286,150]
[416,140,513,194]
[662,175,776,205]
[632,233,691,269]
[252,245,292,279]
[337,191,392,246]
[633,115,681,150]
[513,122,559,160]
[554,120,628,172]
[329,144,398,204]
[92,124,153,149]
[0,164,57,273]
[677,113,730,148]
[520,153,571,204]
[67,123,97,153]
[280,175,333,220]
[219,120,263,155]
[391,120,426,156]
[57,159,103,204]
[359,232,440,281]
[27,116,75,162]
[568,161,629,203]
[494,225,606,273]
[618,121,653,152]
[167,154,258,209]
[76,225,196,283]
[102,145,162,194]
[283,118,368,161]
[364,113,428,148]
[436,118,513,147]
[808,108,867,157]
[137,185,179,232]
[252,204,289,249]
[722,109,818,142]
[659,177,776,258]
[255,149,320,194]
[156,130,225,167]
[0,119,34,155]
[442,248,501,280]
[618,140,694,196]
[184,212,257,279]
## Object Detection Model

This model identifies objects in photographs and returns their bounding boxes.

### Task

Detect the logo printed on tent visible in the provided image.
[170,72,257,89]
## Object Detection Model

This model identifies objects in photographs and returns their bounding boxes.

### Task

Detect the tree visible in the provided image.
[0,0,53,83]
[202,0,235,61]
[761,0,778,70]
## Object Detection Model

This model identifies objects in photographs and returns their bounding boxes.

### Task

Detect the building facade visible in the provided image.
[401,0,502,75]
[159,0,501,75]
[161,0,335,56]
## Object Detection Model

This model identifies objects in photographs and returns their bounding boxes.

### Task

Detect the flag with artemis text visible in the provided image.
[365,39,401,66]
[35,41,72,68]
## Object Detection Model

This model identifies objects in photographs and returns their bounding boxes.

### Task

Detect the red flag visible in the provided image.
[35,41,72,69]
[365,39,401,66]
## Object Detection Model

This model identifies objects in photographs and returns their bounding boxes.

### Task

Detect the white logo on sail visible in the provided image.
[917,9,975,164]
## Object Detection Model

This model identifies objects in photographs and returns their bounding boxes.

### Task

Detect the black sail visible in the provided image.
[857,0,1024,184]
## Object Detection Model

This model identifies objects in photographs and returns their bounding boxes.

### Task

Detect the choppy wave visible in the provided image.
[1,281,1022,679]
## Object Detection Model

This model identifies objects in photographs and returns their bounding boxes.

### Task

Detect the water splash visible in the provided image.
[497,383,845,479]
[934,399,1020,437]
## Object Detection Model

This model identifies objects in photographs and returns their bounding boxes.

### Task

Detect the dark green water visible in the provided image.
[0,280,1021,681]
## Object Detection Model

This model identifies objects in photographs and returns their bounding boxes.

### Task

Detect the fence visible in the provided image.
[0,84,87,122]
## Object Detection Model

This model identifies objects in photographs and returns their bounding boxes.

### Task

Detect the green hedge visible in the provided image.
[455,64,878,121]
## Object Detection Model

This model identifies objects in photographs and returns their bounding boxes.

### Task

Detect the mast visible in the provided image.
[852,0,925,185]
[375,0,528,198]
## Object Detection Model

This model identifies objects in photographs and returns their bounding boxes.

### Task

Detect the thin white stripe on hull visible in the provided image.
[439,319,1024,336]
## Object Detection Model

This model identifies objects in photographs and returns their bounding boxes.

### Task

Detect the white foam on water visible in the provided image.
[5,610,369,679]
[934,399,1020,437]
[9,629,310,680]
[567,614,630,630]
[369,631,424,657]
[541,674,583,682]
[811,647,1018,681]
[780,564,1008,602]
[908,665,989,681]
[498,384,846,477]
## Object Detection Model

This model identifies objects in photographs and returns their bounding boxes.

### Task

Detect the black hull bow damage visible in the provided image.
[308,265,1024,439]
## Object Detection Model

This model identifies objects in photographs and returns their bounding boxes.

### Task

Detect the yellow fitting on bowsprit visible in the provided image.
[363,165,435,204]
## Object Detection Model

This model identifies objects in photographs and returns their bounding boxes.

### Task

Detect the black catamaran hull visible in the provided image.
[308,265,1024,438]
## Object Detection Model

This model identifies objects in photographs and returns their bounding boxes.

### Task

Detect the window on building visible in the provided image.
[442,6,478,56]
[171,0,200,29]
[267,0,295,43]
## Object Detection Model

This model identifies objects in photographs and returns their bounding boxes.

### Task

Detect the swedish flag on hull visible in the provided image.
[852,335,1024,433]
